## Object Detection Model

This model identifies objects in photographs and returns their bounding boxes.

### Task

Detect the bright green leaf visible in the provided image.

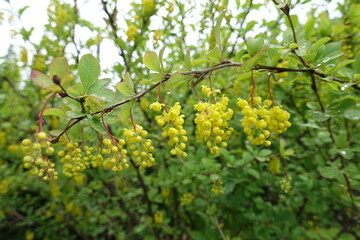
[78,54,101,92]
[246,37,264,57]
[214,12,225,50]
[43,108,66,118]
[142,51,163,73]
[49,57,69,80]
[331,60,356,73]
[205,47,221,60]
[310,37,331,52]
[164,73,191,92]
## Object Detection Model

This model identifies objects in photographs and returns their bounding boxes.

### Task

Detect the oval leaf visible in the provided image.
[142,51,163,73]
[49,57,69,80]
[78,54,100,92]
[87,115,106,134]
[30,70,53,89]
[43,108,66,118]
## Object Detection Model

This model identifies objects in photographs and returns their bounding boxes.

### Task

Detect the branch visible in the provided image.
[49,60,359,142]
[101,0,129,71]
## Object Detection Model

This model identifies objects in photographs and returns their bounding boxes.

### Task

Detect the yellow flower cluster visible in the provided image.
[277,61,289,78]
[150,102,188,157]
[153,30,163,41]
[57,139,89,177]
[21,132,58,181]
[194,86,234,154]
[180,192,195,206]
[166,3,174,13]
[237,97,291,146]
[124,125,155,170]
[154,210,164,224]
[211,179,224,195]
[20,47,28,64]
[280,175,292,193]
[142,0,155,12]
[341,44,354,58]
[101,138,129,171]
[269,156,281,174]
[32,53,47,72]
[0,179,10,194]
[82,146,103,168]
[126,24,137,42]
[0,131,6,146]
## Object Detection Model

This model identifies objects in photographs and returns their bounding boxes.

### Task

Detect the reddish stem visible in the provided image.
[191,82,202,102]
[37,91,59,132]
[267,75,274,105]
[250,70,255,107]
[158,78,168,113]
[130,108,137,131]
[208,72,216,103]
[101,112,116,144]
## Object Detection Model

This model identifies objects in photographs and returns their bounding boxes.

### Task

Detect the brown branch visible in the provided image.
[49,61,359,142]
[101,0,129,71]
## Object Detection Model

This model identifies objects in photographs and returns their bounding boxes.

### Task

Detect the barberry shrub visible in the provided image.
[1,0,360,239]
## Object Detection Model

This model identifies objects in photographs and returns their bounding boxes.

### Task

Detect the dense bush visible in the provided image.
[1,0,360,239]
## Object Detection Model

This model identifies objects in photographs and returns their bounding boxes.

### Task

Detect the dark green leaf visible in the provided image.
[344,108,360,120]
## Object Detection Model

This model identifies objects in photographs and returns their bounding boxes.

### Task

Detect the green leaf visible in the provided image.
[258,149,272,157]
[344,108,360,120]
[66,111,86,118]
[312,111,331,121]
[142,51,163,73]
[338,149,354,160]
[164,73,191,92]
[42,108,66,118]
[319,51,343,64]
[238,48,267,72]
[205,47,221,60]
[246,37,264,57]
[339,233,356,240]
[184,51,192,71]
[306,101,320,110]
[247,168,260,179]
[123,72,134,92]
[214,12,225,50]
[18,6,30,16]
[331,60,356,73]
[30,70,54,89]
[116,72,135,95]
[237,71,252,81]
[159,45,167,71]
[310,37,331,52]
[139,73,164,85]
[353,54,360,73]
[319,166,340,179]
[78,54,100,92]
[89,89,115,102]
[244,20,257,34]
[88,79,111,95]
[87,115,106,134]
[191,58,218,66]
[49,57,69,80]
